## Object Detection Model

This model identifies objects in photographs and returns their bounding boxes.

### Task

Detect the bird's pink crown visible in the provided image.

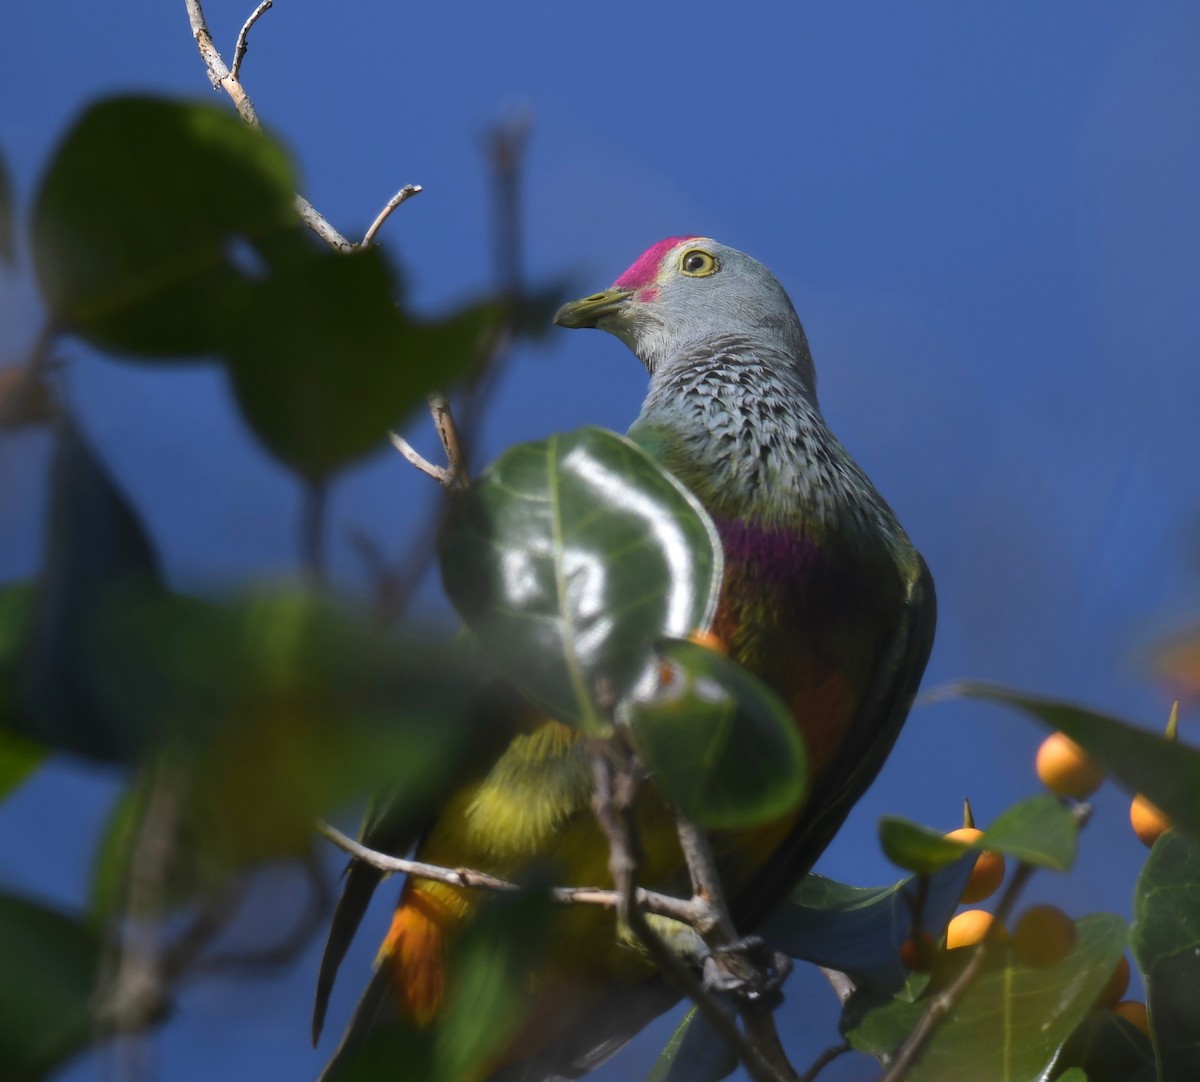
[613,236,700,290]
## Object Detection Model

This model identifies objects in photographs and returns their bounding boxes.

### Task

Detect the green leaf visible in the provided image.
[439,427,722,734]
[946,682,1200,843]
[0,584,38,774]
[18,415,162,762]
[31,95,299,357]
[1053,1010,1156,1082]
[1132,829,1200,1080]
[0,892,102,1082]
[846,914,1128,1081]
[879,818,973,875]
[0,149,15,266]
[646,1006,737,1082]
[0,731,43,802]
[631,639,805,829]
[881,795,1077,875]
[758,859,974,993]
[226,248,476,480]
[1056,1070,1088,1082]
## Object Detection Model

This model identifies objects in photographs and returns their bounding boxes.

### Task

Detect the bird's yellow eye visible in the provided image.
[679,249,718,277]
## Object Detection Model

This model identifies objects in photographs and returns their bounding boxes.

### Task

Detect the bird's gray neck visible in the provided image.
[629,336,905,551]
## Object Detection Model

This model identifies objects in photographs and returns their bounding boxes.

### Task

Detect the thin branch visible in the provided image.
[315,820,705,925]
[798,1040,851,1082]
[362,184,424,247]
[388,432,453,488]
[427,391,470,490]
[183,0,353,250]
[230,0,273,81]
[301,478,329,584]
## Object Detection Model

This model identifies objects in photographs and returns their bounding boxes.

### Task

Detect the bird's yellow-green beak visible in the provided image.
[553,288,633,329]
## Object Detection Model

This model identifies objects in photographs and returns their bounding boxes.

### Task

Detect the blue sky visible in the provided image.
[1,3,1198,1079]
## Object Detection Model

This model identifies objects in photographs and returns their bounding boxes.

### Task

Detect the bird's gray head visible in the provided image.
[554,237,816,390]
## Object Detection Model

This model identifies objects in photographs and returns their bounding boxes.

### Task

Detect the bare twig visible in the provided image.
[362,184,424,247]
[589,750,789,1082]
[798,1040,851,1082]
[427,391,470,490]
[388,432,454,488]
[230,0,273,80]
[183,0,353,250]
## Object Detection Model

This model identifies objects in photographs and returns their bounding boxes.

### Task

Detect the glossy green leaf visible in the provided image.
[0,149,15,266]
[0,892,101,1082]
[845,914,1128,1081]
[1132,829,1200,1080]
[630,639,806,829]
[946,683,1200,843]
[226,248,481,480]
[32,96,300,357]
[646,1005,737,1082]
[881,795,1077,875]
[1053,1010,1156,1082]
[18,415,162,762]
[439,427,722,734]
[759,859,973,992]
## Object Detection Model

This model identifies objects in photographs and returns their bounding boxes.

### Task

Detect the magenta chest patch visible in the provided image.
[613,236,700,290]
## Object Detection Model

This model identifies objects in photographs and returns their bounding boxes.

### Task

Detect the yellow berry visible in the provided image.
[1130,794,1172,848]
[1096,954,1131,1010]
[1036,732,1104,799]
[946,827,1006,903]
[946,909,1006,951]
[1013,904,1075,968]
[1112,1000,1150,1037]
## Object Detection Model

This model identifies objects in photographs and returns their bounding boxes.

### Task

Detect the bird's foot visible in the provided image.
[701,936,792,1012]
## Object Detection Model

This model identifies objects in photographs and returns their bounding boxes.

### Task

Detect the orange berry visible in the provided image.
[687,629,728,654]
[1130,794,1172,848]
[946,909,1006,951]
[1013,904,1076,968]
[946,827,1006,903]
[1112,1000,1150,1037]
[1096,955,1131,1010]
[1036,732,1104,799]
[899,931,937,971]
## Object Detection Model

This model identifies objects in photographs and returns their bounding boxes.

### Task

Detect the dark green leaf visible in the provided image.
[1132,829,1200,1080]
[226,248,465,480]
[946,683,1200,843]
[18,415,162,762]
[0,149,15,266]
[646,1006,737,1082]
[439,427,722,734]
[759,860,973,992]
[846,914,1128,1081]
[31,95,298,357]
[0,584,37,763]
[629,638,805,828]
[0,731,43,801]
[0,892,101,1082]
[1053,1010,1156,1082]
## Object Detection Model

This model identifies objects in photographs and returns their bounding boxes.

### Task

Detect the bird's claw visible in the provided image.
[701,936,792,1011]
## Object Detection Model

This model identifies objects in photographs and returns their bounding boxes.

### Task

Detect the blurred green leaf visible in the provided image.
[1053,1010,1156,1082]
[91,589,501,870]
[0,731,44,802]
[0,149,15,266]
[946,683,1200,842]
[227,248,479,480]
[1132,829,1200,1081]
[646,1005,737,1082]
[1056,1070,1088,1082]
[759,859,973,993]
[440,427,722,734]
[880,796,1077,875]
[0,892,101,1082]
[629,638,805,829]
[32,96,301,357]
[846,914,1128,1081]
[18,415,162,762]
[0,583,36,747]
